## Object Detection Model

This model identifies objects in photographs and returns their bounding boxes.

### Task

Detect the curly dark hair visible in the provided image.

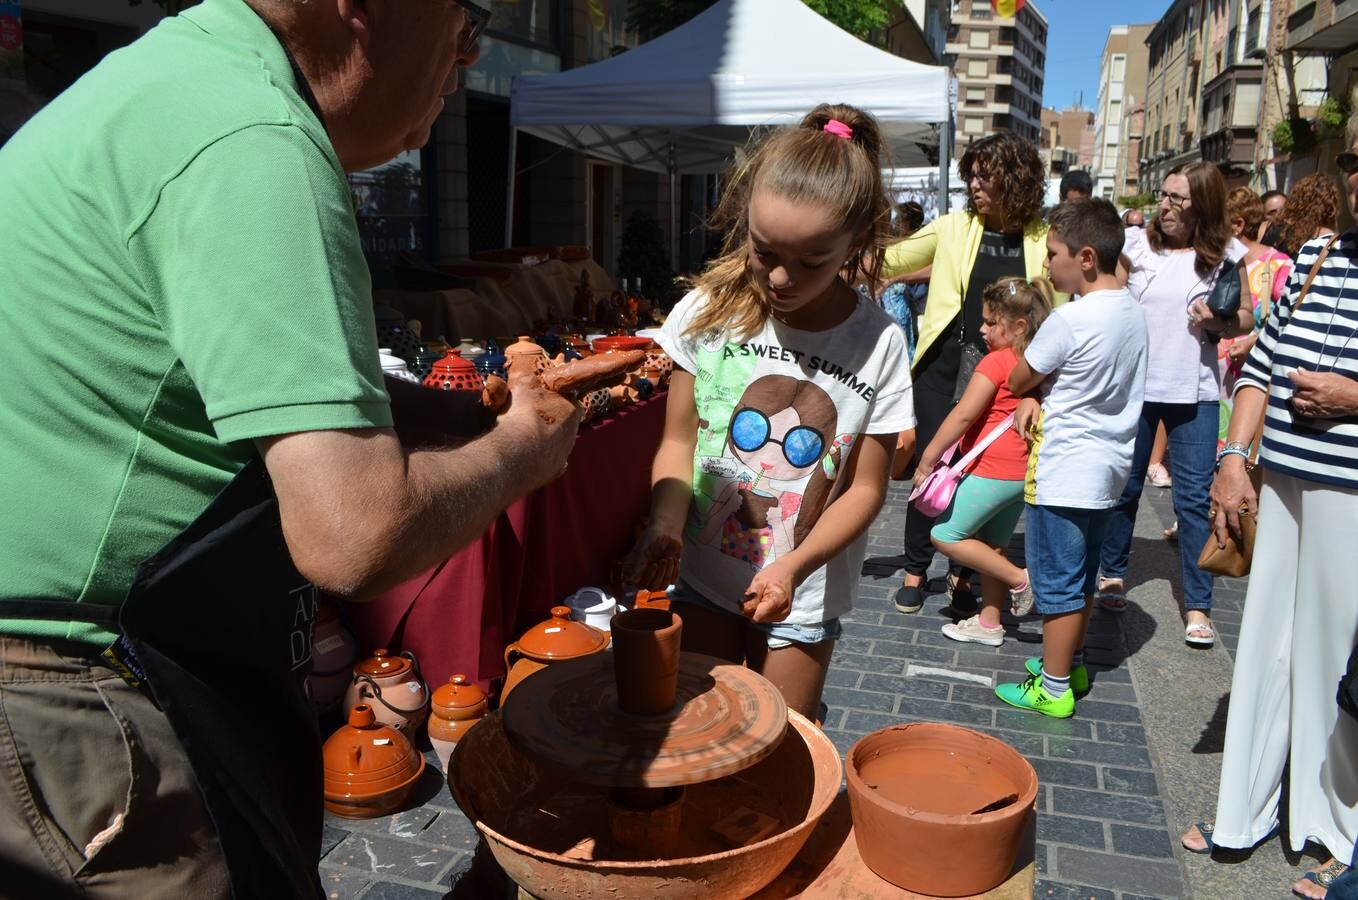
[1277,173,1340,255]
[958,132,1046,232]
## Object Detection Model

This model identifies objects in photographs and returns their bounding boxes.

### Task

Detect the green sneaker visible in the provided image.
[1024,657,1090,696]
[996,673,1075,718]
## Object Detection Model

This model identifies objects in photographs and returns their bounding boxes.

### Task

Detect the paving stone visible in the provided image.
[949,683,1003,706]
[994,708,1095,740]
[842,621,926,642]
[321,824,351,858]
[871,639,958,664]
[971,725,1047,756]
[858,671,950,700]
[1053,847,1183,897]
[361,882,446,899]
[1037,813,1108,850]
[896,694,993,727]
[1070,698,1142,723]
[1110,823,1175,859]
[832,636,875,656]
[823,728,861,757]
[1093,721,1148,746]
[824,667,861,688]
[829,652,904,674]
[1050,787,1166,826]
[1028,756,1100,790]
[843,708,904,734]
[1030,879,1115,900]
[1084,682,1138,704]
[1101,767,1160,797]
[839,609,883,625]
[384,807,441,839]
[1084,664,1131,684]
[327,832,462,881]
[821,685,898,713]
[1048,736,1153,769]
[821,707,847,730]
[420,810,480,854]
[319,867,370,900]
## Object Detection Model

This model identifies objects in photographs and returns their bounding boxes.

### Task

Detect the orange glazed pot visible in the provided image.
[428,674,489,773]
[323,704,426,819]
[501,606,609,702]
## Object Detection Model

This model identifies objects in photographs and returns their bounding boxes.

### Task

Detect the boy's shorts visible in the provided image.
[930,474,1025,547]
[1024,504,1111,616]
[668,582,842,649]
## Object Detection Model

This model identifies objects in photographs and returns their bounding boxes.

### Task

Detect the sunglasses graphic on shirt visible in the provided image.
[730,408,825,469]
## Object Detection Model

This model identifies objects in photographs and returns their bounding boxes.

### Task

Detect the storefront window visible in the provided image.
[349,149,435,281]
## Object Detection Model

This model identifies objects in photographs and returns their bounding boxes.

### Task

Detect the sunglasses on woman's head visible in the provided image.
[730,408,825,469]
[1338,152,1358,175]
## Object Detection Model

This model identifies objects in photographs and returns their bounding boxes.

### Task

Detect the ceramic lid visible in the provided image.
[431,349,478,375]
[513,606,609,662]
[354,648,411,678]
[323,705,425,800]
[432,674,488,714]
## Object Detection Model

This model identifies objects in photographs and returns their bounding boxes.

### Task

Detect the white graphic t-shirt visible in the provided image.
[657,289,916,626]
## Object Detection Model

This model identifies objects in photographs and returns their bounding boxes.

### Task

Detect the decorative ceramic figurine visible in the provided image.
[423,349,485,392]
[343,649,430,735]
[307,599,361,715]
[427,674,489,772]
[323,704,426,819]
[501,606,609,701]
[573,271,594,322]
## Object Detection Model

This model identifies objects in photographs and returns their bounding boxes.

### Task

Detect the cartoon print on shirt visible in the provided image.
[693,375,851,569]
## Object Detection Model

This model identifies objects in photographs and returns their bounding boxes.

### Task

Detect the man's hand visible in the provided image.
[1289,368,1358,419]
[1014,397,1041,442]
[741,558,800,623]
[499,375,583,487]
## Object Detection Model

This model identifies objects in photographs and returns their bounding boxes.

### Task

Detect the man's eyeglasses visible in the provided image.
[1338,151,1358,175]
[449,0,492,50]
[1157,189,1191,209]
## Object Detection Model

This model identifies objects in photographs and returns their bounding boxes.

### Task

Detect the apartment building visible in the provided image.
[1040,105,1094,176]
[1269,0,1355,191]
[1140,0,1201,191]
[946,0,1048,154]
[1092,24,1152,200]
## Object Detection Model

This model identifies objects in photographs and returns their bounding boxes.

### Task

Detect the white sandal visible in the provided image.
[1185,622,1215,647]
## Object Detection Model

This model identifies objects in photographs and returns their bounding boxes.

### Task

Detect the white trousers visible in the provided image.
[1213,469,1358,860]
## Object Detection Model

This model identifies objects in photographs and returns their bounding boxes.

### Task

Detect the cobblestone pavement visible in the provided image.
[315,479,1294,899]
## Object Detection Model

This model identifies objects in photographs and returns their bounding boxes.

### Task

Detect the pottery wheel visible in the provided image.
[500,652,788,788]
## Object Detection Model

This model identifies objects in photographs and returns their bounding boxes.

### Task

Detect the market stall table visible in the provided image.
[346,392,667,694]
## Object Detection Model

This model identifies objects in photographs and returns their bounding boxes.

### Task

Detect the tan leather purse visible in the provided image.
[1197,235,1338,577]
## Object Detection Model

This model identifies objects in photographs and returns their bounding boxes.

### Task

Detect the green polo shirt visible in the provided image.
[0,0,393,646]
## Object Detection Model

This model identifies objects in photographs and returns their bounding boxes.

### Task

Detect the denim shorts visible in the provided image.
[1024,504,1111,616]
[668,582,843,649]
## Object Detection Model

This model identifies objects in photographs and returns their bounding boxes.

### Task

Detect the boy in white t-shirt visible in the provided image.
[996,199,1149,718]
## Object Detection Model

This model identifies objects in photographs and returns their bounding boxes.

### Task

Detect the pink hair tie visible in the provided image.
[823,119,853,140]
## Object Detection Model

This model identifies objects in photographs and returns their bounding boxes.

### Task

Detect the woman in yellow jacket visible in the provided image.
[883,131,1056,616]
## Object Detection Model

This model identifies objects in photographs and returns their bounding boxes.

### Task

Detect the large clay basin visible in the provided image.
[449,710,841,899]
[845,723,1037,897]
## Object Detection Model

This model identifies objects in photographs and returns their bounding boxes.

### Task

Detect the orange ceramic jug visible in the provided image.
[323,704,426,819]
[343,648,429,736]
[501,606,609,701]
[427,674,489,772]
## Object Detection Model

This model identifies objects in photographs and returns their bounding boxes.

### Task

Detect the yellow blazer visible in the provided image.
[882,211,1064,372]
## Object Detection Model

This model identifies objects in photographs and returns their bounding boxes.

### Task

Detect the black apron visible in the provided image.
[3,459,324,899]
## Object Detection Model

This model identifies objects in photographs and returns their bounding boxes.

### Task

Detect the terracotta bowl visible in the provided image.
[845,723,1038,897]
[591,336,654,354]
[449,710,841,899]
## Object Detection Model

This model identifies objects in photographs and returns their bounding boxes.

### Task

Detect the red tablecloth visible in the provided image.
[346,393,667,694]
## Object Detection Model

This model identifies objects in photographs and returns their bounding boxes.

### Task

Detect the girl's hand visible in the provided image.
[1209,458,1258,547]
[618,524,683,591]
[741,558,800,623]
[912,455,939,489]
[1014,397,1041,442]
[1227,334,1257,362]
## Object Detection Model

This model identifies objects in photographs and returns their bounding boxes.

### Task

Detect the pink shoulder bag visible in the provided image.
[909,413,1017,517]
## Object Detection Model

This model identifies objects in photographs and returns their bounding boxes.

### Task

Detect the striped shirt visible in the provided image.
[1236,231,1358,490]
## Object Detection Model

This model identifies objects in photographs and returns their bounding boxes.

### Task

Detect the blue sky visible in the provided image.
[1037,0,1175,111]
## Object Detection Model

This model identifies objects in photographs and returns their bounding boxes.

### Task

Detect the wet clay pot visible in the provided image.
[343,649,430,736]
[428,674,489,773]
[324,704,426,819]
[504,335,547,379]
[423,349,485,392]
[307,599,360,716]
[501,606,609,702]
[609,609,683,715]
[591,335,654,354]
[845,722,1038,897]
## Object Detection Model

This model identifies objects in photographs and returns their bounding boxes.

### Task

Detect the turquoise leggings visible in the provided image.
[930,474,1025,547]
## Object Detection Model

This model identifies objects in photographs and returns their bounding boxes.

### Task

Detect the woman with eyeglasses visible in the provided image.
[880,131,1057,618]
[1179,128,1358,900]
[1094,163,1254,645]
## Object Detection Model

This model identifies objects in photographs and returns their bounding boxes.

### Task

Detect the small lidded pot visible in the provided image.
[423,349,485,392]
[503,335,547,379]
[343,648,430,735]
[323,704,426,819]
[427,674,489,772]
[501,606,609,702]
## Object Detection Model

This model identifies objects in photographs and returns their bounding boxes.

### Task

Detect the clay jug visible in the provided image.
[323,704,426,819]
[501,606,609,702]
[307,599,360,716]
[503,335,547,379]
[427,674,489,772]
[343,648,430,735]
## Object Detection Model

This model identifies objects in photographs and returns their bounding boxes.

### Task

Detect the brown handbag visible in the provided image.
[1197,235,1339,577]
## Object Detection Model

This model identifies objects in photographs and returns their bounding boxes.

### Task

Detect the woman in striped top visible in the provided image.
[1179,151,1358,895]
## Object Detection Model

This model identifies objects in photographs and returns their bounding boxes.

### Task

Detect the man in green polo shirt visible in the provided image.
[0,1,580,895]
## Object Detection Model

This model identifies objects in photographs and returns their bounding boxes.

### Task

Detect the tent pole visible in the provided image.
[504,126,518,249]
[937,118,950,218]
[668,144,679,276]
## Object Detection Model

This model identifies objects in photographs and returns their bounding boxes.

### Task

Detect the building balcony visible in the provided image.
[1288,0,1358,53]
[1199,125,1258,168]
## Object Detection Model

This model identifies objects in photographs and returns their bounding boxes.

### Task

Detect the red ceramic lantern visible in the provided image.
[423,349,485,392]
[991,0,1025,16]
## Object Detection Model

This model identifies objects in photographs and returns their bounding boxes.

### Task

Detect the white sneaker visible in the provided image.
[1147,462,1172,488]
[1009,579,1035,617]
[942,615,1005,647]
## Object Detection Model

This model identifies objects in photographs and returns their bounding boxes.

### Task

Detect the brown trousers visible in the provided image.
[0,635,230,898]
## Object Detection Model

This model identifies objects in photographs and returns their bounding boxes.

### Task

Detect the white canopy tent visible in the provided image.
[506,0,952,257]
